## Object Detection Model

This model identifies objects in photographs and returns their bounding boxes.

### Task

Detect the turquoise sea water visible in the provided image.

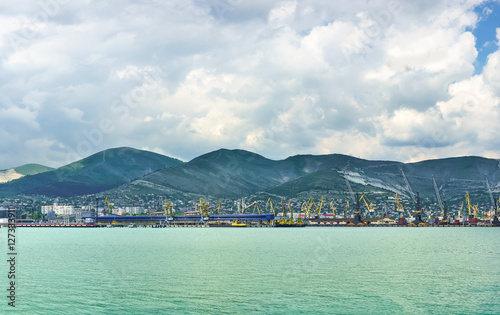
[1,227,499,314]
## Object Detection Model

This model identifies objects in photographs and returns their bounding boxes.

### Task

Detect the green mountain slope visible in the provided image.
[0,163,54,184]
[123,149,399,198]
[0,147,183,197]
[14,164,54,175]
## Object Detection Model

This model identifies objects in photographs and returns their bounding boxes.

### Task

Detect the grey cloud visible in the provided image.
[0,0,498,169]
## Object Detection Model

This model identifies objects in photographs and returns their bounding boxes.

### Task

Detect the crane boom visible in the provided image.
[316,196,325,216]
[359,194,375,215]
[432,175,443,210]
[400,168,416,203]
[466,192,472,216]
[485,175,495,208]
[330,201,336,217]
[345,176,355,202]
[266,198,276,215]
[241,201,260,214]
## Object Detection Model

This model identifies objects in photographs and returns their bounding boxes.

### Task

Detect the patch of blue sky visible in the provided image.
[471,0,500,74]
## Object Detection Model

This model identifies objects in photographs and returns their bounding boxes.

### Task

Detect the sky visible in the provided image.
[0,0,500,169]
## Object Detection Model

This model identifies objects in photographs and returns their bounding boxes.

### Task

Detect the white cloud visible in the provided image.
[0,0,499,168]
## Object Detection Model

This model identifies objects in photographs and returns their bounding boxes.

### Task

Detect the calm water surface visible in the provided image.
[1,227,499,314]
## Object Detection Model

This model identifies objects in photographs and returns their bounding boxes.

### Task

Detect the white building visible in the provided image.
[41,205,75,216]
[124,207,143,215]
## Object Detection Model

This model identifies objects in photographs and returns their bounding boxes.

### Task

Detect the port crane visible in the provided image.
[277,198,289,224]
[288,202,295,224]
[400,168,416,204]
[199,198,210,223]
[330,201,336,217]
[301,197,316,219]
[241,201,262,214]
[317,196,325,217]
[104,196,113,214]
[432,175,448,224]
[344,176,356,218]
[359,194,375,218]
[464,192,480,224]
[266,198,277,216]
[216,200,221,215]
[400,168,427,225]
[395,192,404,218]
[162,199,175,225]
[408,192,427,226]
[348,193,365,226]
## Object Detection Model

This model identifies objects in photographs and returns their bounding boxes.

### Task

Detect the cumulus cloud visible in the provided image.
[0,0,499,169]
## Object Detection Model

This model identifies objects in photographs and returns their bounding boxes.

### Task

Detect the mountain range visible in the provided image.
[0,147,499,206]
[0,147,182,197]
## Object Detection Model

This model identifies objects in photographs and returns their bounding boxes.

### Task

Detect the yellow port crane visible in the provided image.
[466,192,473,218]
[465,192,481,224]
[216,199,221,215]
[330,201,336,217]
[316,196,325,217]
[277,197,288,225]
[164,199,173,216]
[199,198,210,220]
[288,202,295,224]
[163,199,175,225]
[152,198,173,217]
[241,201,262,214]
[301,197,316,219]
[104,196,113,214]
[266,198,276,216]
[395,193,404,218]
[472,204,480,219]
[359,194,375,218]
[344,201,349,218]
